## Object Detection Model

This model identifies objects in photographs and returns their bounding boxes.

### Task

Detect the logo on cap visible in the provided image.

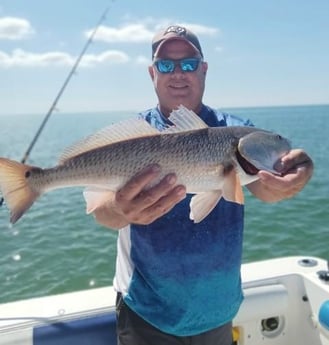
[164,26,187,36]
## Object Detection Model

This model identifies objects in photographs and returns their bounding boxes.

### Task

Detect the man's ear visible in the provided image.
[148,65,155,81]
[202,61,208,75]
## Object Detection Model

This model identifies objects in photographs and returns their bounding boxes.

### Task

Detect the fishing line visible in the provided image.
[0,5,113,207]
[20,7,110,165]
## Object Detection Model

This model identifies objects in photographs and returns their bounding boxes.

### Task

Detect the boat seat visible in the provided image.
[33,312,117,345]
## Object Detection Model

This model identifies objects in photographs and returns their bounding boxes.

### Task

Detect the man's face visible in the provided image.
[149,39,208,117]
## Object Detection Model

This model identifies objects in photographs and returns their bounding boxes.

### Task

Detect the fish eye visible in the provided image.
[276,135,283,140]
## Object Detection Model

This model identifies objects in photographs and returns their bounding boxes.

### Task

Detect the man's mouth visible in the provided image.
[169,84,188,90]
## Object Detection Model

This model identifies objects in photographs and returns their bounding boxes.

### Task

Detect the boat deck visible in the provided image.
[1,256,329,345]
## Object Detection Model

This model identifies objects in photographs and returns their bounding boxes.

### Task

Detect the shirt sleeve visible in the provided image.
[222,112,254,127]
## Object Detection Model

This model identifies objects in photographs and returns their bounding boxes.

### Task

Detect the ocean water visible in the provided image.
[0,105,328,304]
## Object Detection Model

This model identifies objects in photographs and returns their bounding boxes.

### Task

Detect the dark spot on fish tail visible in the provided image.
[25,170,31,178]
[236,150,259,175]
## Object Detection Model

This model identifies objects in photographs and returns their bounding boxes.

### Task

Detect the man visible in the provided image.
[93,26,313,345]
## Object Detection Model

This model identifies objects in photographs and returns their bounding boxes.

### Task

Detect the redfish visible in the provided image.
[0,106,291,224]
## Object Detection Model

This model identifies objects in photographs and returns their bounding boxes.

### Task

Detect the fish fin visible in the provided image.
[190,190,223,223]
[222,169,244,205]
[83,187,115,214]
[166,105,208,133]
[0,158,40,224]
[59,118,159,164]
[189,170,244,223]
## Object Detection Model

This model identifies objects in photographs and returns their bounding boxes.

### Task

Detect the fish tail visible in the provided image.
[0,158,40,224]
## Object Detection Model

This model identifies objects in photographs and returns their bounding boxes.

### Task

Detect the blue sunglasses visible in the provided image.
[154,58,202,74]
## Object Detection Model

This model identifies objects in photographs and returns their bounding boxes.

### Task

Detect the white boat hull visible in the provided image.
[1,256,329,345]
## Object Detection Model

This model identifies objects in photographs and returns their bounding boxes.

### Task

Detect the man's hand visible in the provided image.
[247,149,314,202]
[93,165,186,229]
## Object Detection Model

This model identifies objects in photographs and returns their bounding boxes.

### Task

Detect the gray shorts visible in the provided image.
[116,293,233,345]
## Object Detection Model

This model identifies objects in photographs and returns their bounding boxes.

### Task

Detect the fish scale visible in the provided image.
[36,129,236,193]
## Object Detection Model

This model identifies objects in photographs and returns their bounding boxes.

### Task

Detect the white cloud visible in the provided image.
[135,55,150,65]
[0,19,219,68]
[215,46,224,53]
[86,24,153,43]
[80,50,130,67]
[178,23,219,36]
[0,49,73,68]
[86,22,219,43]
[0,16,34,40]
[0,49,130,68]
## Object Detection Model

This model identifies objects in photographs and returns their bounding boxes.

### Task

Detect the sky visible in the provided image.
[0,0,328,115]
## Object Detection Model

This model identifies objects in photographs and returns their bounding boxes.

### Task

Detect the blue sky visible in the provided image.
[1,0,328,115]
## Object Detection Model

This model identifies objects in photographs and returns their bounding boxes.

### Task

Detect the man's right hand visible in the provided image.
[92,164,186,229]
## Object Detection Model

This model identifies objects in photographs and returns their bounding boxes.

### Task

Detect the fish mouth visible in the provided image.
[236,149,259,175]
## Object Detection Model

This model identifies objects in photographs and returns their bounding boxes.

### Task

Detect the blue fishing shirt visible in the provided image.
[113,104,253,336]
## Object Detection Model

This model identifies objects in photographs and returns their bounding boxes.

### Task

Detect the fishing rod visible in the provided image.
[0,7,109,207]
[21,7,109,164]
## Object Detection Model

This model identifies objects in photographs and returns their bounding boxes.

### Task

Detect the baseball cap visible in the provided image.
[152,25,203,59]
